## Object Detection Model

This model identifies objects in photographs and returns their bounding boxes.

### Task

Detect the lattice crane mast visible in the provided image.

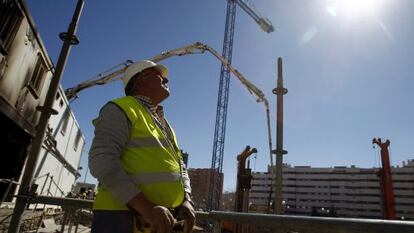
[208,0,274,211]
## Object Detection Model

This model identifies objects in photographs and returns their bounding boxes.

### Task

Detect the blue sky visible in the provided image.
[26,0,414,191]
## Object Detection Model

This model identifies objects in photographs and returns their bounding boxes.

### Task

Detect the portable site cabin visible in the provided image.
[0,0,85,204]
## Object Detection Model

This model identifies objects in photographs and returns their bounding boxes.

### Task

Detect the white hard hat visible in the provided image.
[122,60,169,88]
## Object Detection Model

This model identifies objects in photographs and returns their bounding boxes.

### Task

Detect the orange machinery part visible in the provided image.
[372,138,396,220]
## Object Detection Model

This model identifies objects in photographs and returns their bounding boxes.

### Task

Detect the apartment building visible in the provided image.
[187,168,224,210]
[250,160,414,220]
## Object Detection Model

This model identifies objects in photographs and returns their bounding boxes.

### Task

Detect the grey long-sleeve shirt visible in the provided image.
[89,101,191,205]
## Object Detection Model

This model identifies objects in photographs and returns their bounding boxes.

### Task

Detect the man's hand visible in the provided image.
[142,205,175,233]
[174,200,196,233]
[128,193,175,233]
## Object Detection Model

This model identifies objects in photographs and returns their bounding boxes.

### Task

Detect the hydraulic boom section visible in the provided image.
[65,60,133,101]
[372,138,396,220]
[64,42,269,106]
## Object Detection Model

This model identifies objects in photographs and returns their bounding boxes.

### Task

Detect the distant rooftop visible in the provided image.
[264,159,414,173]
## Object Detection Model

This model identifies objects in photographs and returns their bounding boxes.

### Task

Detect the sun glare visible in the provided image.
[327,0,385,19]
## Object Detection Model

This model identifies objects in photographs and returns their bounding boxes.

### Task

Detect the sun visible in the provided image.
[341,0,380,16]
[326,0,385,19]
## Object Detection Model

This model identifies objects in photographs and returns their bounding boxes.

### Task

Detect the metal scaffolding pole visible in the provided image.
[272,57,288,214]
[8,1,84,232]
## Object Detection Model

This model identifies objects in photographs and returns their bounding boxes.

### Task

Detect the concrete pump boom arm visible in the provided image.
[64,42,273,165]
[153,42,273,166]
[190,42,267,104]
[65,60,133,101]
[65,42,266,103]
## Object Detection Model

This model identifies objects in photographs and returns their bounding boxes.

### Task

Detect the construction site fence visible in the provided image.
[18,196,414,233]
[1,173,66,207]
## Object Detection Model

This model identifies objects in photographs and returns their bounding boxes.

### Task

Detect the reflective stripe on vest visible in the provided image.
[130,172,181,184]
[93,96,184,211]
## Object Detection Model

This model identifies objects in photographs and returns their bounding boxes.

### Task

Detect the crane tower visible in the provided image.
[208,0,274,211]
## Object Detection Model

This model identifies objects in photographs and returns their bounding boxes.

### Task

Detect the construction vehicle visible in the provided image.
[65,41,273,169]
[235,146,256,233]
[221,146,257,233]
[235,146,256,213]
[209,0,274,212]
[372,138,396,220]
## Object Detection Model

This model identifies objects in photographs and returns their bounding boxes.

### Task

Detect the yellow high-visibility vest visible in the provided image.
[93,96,184,210]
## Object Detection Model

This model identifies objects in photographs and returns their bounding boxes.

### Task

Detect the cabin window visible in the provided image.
[56,92,64,107]
[0,0,23,54]
[61,112,70,135]
[28,53,47,98]
[74,130,81,151]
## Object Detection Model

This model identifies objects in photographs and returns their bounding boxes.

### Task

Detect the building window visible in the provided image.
[0,0,23,54]
[28,53,47,98]
[74,130,81,151]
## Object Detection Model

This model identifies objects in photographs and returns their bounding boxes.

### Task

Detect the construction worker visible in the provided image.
[89,60,195,233]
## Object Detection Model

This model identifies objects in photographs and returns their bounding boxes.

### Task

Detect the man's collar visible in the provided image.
[134,95,163,112]
[135,95,152,106]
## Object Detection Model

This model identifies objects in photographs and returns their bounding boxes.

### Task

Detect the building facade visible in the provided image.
[250,160,414,220]
[187,168,223,210]
[0,0,85,203]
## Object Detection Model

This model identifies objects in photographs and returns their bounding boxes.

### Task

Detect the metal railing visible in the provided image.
[0,178,19,206]
[16,196,414,233]
[29,196,93,233]
[197,211,414,233]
